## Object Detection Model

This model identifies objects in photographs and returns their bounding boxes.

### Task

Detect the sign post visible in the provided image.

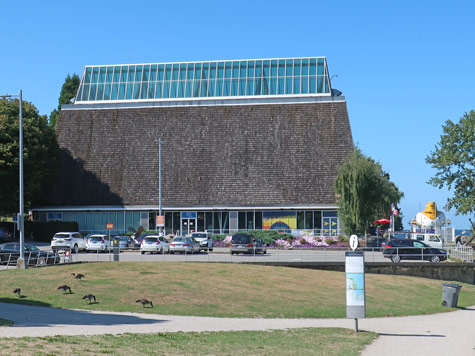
[346,235,365,332]
[156,215,164,232]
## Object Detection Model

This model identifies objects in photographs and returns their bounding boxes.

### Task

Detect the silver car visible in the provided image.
[169,237,200,254]
[140,235,170,254]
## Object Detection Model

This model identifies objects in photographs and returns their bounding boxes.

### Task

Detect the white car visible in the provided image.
[86,234,112,252]
[51,232,87,253]
[190,232,213,251]
[140,235,170,254]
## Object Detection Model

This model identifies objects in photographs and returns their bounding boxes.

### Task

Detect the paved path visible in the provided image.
[0,303,474,355]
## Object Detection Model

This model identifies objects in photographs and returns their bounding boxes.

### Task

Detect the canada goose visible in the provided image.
[135,299,153,308]
[82,294,96,304]
[13,288,21,297]
[57,285,72,294]
[71,273,85,280]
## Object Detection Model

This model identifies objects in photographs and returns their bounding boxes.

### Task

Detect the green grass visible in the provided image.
[0,318,13,327]
[0,328,377,356]
[0,262,474,318]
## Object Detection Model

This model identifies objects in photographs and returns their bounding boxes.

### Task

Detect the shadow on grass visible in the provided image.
[0,301,164,327]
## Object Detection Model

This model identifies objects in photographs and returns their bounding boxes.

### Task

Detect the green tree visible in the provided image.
[49,74,80,128]
[0,98,61,216]
[426,111,475,217]
[334,147,404,236]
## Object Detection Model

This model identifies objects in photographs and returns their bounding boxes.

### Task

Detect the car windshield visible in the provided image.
[144,238,158,242]
[192,234,207,238]
[25,245,40,252]
[174,238,185,242]
[118,236,129,241]
[54,234,70,238]
[232,235,251,243]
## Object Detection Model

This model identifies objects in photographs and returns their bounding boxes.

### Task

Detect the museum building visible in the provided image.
[33,57,353,236]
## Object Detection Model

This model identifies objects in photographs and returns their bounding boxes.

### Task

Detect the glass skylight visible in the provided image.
[75,57,331,102]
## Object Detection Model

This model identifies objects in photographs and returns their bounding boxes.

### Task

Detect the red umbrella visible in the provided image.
[373,218,391,224]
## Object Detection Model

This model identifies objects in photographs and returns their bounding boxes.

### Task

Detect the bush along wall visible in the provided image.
[25,221,79,242]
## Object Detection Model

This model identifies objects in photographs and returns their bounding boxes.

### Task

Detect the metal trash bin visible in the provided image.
[442,283,462,307]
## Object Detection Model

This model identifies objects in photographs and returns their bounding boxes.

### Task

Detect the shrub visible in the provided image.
[25,221,79,242]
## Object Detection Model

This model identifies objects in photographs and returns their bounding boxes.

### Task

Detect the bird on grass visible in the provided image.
[135,299,153,308]
[71,273,85,280]
[57,285,72,294]
[82,294,96,304]
[13,288,21,297]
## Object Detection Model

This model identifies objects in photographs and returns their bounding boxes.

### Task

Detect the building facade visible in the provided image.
[34,57,353,236]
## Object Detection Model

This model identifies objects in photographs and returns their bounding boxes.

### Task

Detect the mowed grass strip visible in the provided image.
[0,328,377,356]
[0,262,474,318]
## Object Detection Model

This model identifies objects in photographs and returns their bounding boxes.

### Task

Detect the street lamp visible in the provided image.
[0,90,26,268]
[157,138,162,235]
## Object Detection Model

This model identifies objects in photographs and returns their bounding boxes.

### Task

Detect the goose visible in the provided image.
[82,294,96,304]
[71,273,85,280]
[13,288,21,297]
[57,285,72,294]
[135,299,153,308]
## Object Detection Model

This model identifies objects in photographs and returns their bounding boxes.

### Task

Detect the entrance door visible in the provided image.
[323,217,338,236]
[180,212,197,236]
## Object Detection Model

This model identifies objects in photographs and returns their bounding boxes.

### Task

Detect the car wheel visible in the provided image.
[390,255,401,263]
[170,251,174,254]
[73,244,79,254]
[141,251,145,255]
[209,248,213,252]
[37,256,47,266]
[430,255,440,263]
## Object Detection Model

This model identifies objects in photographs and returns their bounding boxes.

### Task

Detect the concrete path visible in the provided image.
[0,302,474,355]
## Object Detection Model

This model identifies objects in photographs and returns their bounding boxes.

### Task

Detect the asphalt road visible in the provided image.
[34,246,388,264]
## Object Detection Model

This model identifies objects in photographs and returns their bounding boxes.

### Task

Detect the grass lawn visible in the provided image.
[0,328,377,356]
[0,262,474,318]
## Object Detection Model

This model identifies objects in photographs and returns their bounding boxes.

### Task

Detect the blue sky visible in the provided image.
[1,1,473,229]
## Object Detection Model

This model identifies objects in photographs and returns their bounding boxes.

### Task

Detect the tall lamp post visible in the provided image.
[157,138,162,235]
[1,90,26,268]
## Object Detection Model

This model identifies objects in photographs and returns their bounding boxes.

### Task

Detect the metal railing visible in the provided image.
[0,251,60,269]
[447,245,474,263]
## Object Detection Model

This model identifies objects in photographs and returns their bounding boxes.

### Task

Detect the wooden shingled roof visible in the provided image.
[41,101,353,208]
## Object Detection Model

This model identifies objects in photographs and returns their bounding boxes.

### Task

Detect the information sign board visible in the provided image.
[345,251,366,319]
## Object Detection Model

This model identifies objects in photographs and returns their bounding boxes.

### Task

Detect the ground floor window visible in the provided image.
[33,209,339,236]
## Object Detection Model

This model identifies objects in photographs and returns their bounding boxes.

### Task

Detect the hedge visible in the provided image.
[25,221,79,242]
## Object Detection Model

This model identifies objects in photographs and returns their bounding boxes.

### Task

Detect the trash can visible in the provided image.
[442,283,462,307]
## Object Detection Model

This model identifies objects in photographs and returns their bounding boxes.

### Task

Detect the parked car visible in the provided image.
[190,232,213,251]
[86,234,112,252]
[0,243,60,266]
[140,235,170,254]
[133,233,157,249]
[253,237,267,254]
[169,237,200,254]
[383,238,447,263]
[113,235,135,249]
[0,227,14,243]
[230,233,255,255]
[51,232,87,253]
